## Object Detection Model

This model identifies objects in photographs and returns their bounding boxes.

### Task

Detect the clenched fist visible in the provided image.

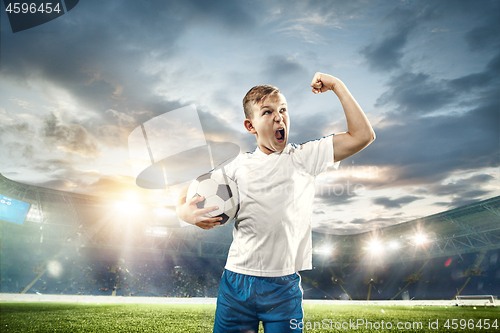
[310,72,342,94]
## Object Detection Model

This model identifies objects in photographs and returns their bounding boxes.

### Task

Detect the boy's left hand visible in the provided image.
[310,72,341,94]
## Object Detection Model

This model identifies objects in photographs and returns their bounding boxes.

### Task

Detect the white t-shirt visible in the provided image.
[220,135,339,277]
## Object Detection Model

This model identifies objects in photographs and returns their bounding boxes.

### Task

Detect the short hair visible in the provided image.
[242,85,281,119]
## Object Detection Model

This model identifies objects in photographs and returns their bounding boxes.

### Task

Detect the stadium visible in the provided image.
[1,172,499,332]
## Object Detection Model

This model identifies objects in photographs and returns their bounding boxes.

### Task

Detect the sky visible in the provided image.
[0,0,499,235]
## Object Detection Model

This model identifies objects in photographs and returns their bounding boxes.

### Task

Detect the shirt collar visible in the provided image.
[254,145,286,156]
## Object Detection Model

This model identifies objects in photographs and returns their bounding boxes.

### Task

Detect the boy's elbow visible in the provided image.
[369,129,376,143]
[362,129,376,147]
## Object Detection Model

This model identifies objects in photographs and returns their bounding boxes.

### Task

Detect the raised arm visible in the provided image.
[310,72,375,162]
[176,184,222,229]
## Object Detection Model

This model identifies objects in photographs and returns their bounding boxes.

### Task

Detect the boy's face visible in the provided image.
[244,92,289,155]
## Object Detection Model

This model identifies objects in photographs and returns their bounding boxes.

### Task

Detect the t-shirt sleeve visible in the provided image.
[296,134,339,176]
[213,153,240,180]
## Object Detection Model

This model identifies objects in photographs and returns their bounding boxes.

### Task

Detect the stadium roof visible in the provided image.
[313,195,500,266]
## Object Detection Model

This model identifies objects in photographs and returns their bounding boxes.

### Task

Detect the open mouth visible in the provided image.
[275,128,285,142]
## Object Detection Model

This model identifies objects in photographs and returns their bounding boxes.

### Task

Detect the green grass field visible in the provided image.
[1,302,499,332]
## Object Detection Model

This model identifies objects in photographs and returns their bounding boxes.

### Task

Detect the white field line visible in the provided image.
[0,293,461,306]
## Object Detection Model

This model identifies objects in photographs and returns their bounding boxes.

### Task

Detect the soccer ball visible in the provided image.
[186,169,240,226]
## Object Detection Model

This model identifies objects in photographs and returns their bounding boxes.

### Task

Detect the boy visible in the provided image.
[177,73,375,332]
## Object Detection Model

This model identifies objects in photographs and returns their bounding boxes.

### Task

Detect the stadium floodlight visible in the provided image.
[314,244,333,255]
[144,226,169,238]
[413,233,428,245]
[389,241,400,250]
[366,239,384,254]
[114,201,143,214]
[47,261,62,278]
[26,207,42,223]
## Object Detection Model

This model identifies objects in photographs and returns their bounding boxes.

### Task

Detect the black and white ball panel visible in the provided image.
[186,169,239,226]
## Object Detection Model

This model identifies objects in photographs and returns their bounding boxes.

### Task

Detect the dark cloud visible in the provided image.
[372,195,421,209]
[0,121,31,147]
[360,0,500,73]
[261,55,310,92]
[376,53,499,115]
[289,112,332,144]
[361,28,410,72]
[465,23,500,52]
[32,159,72,173]
[350,218,367,225]
[184,0,255,31]
[90,124,128,148]
[434,190,492,209]
[352,216,399,228]
[464,174,496,184]
[375,72,455,114]
[42,113,101,158]
[266,56,304,77]
[426,174,495,209]
[315,179,359,206]
[0,0,255,124]
[313,220,353,235]
[358,52,500,187]
[314,216,402,235]
[411,188,428,195]
[448,54,500,92]
[5,122,30,133]
[3,142,35,159]
[359,103,499,185]
[462,190,491,198]
[0,117,36,161]
[360,5,438,72]
[429,174,495,197]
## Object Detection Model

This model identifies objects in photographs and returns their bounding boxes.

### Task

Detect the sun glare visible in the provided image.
[114,201,143,214]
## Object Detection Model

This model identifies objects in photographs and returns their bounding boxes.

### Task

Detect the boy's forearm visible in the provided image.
[333,80,375,144]
[311,73,375,145]
[311,72,375,161]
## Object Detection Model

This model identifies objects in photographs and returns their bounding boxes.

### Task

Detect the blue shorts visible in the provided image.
[213,269,304,333]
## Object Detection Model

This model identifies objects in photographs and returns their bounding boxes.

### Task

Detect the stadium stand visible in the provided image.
[1,173,499,301]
